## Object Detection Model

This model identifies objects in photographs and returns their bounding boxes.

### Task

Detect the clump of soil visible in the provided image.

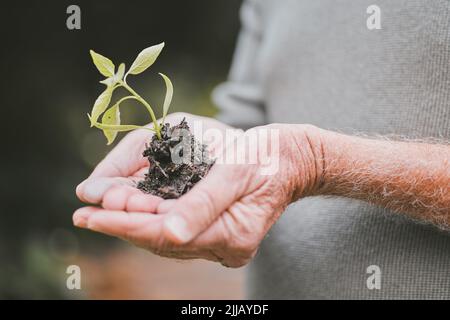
[137,118,214,199]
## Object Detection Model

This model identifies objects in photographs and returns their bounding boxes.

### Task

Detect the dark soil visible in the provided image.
[137,118,214,199]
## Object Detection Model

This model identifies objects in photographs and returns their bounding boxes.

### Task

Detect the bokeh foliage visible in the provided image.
[0,0,241,298]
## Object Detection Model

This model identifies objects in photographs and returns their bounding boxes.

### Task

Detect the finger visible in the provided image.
[73,206,95,228]
[76,177,140,204]
[102,185,142,210]
[102,184,164,212]
[133,167,149,177]
[163,164,245,244]
[72,207,225,262]
[73,207,164,244]
[126,193,164,212]
[156,199,177,214]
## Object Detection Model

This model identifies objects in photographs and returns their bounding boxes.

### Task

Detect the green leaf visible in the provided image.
[101,104,121,145]
[159,73,173,124]
[88,113,145,132]
[99,63,126,87]
[90,86,113,127]
[90,50,115,77]
[115,63,126,81]
[99,77,115,86]
[127,43,164,76]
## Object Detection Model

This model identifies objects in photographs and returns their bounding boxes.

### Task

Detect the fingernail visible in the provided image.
[164,214,192,243]
[73,217,87,228]
[83,178,113,203]
[73,208,90,228]
[73,216,81,227]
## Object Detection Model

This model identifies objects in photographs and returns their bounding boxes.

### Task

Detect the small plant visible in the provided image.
[87,43,214,199]
[88,42,173,144]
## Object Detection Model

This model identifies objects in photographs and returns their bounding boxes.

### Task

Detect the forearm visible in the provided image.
[305,127,450,226]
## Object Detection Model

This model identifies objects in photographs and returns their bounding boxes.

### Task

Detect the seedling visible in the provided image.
[88,42,173,143]
[87,43,213,199]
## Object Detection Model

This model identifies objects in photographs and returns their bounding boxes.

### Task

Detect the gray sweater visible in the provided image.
[213,0,450,299]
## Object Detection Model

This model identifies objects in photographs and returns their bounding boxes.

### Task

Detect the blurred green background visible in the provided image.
[0,0,243,299]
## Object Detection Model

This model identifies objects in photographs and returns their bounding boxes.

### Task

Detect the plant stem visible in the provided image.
[119,80,161,139]
[114,95,140,105]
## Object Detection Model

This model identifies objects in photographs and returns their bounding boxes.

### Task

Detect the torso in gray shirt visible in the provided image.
[213,0,450,299]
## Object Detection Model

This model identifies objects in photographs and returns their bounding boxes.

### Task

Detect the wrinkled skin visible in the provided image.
[74,112,320,267]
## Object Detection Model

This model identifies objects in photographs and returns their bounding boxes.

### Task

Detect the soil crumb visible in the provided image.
[137,118,214,199]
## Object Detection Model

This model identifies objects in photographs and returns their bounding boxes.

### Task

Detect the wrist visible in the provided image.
[287,124,327,199]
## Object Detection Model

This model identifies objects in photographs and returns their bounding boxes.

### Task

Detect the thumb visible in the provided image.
[163,164,241,244]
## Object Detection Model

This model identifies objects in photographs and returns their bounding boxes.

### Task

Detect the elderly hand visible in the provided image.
[74,113,322,267]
